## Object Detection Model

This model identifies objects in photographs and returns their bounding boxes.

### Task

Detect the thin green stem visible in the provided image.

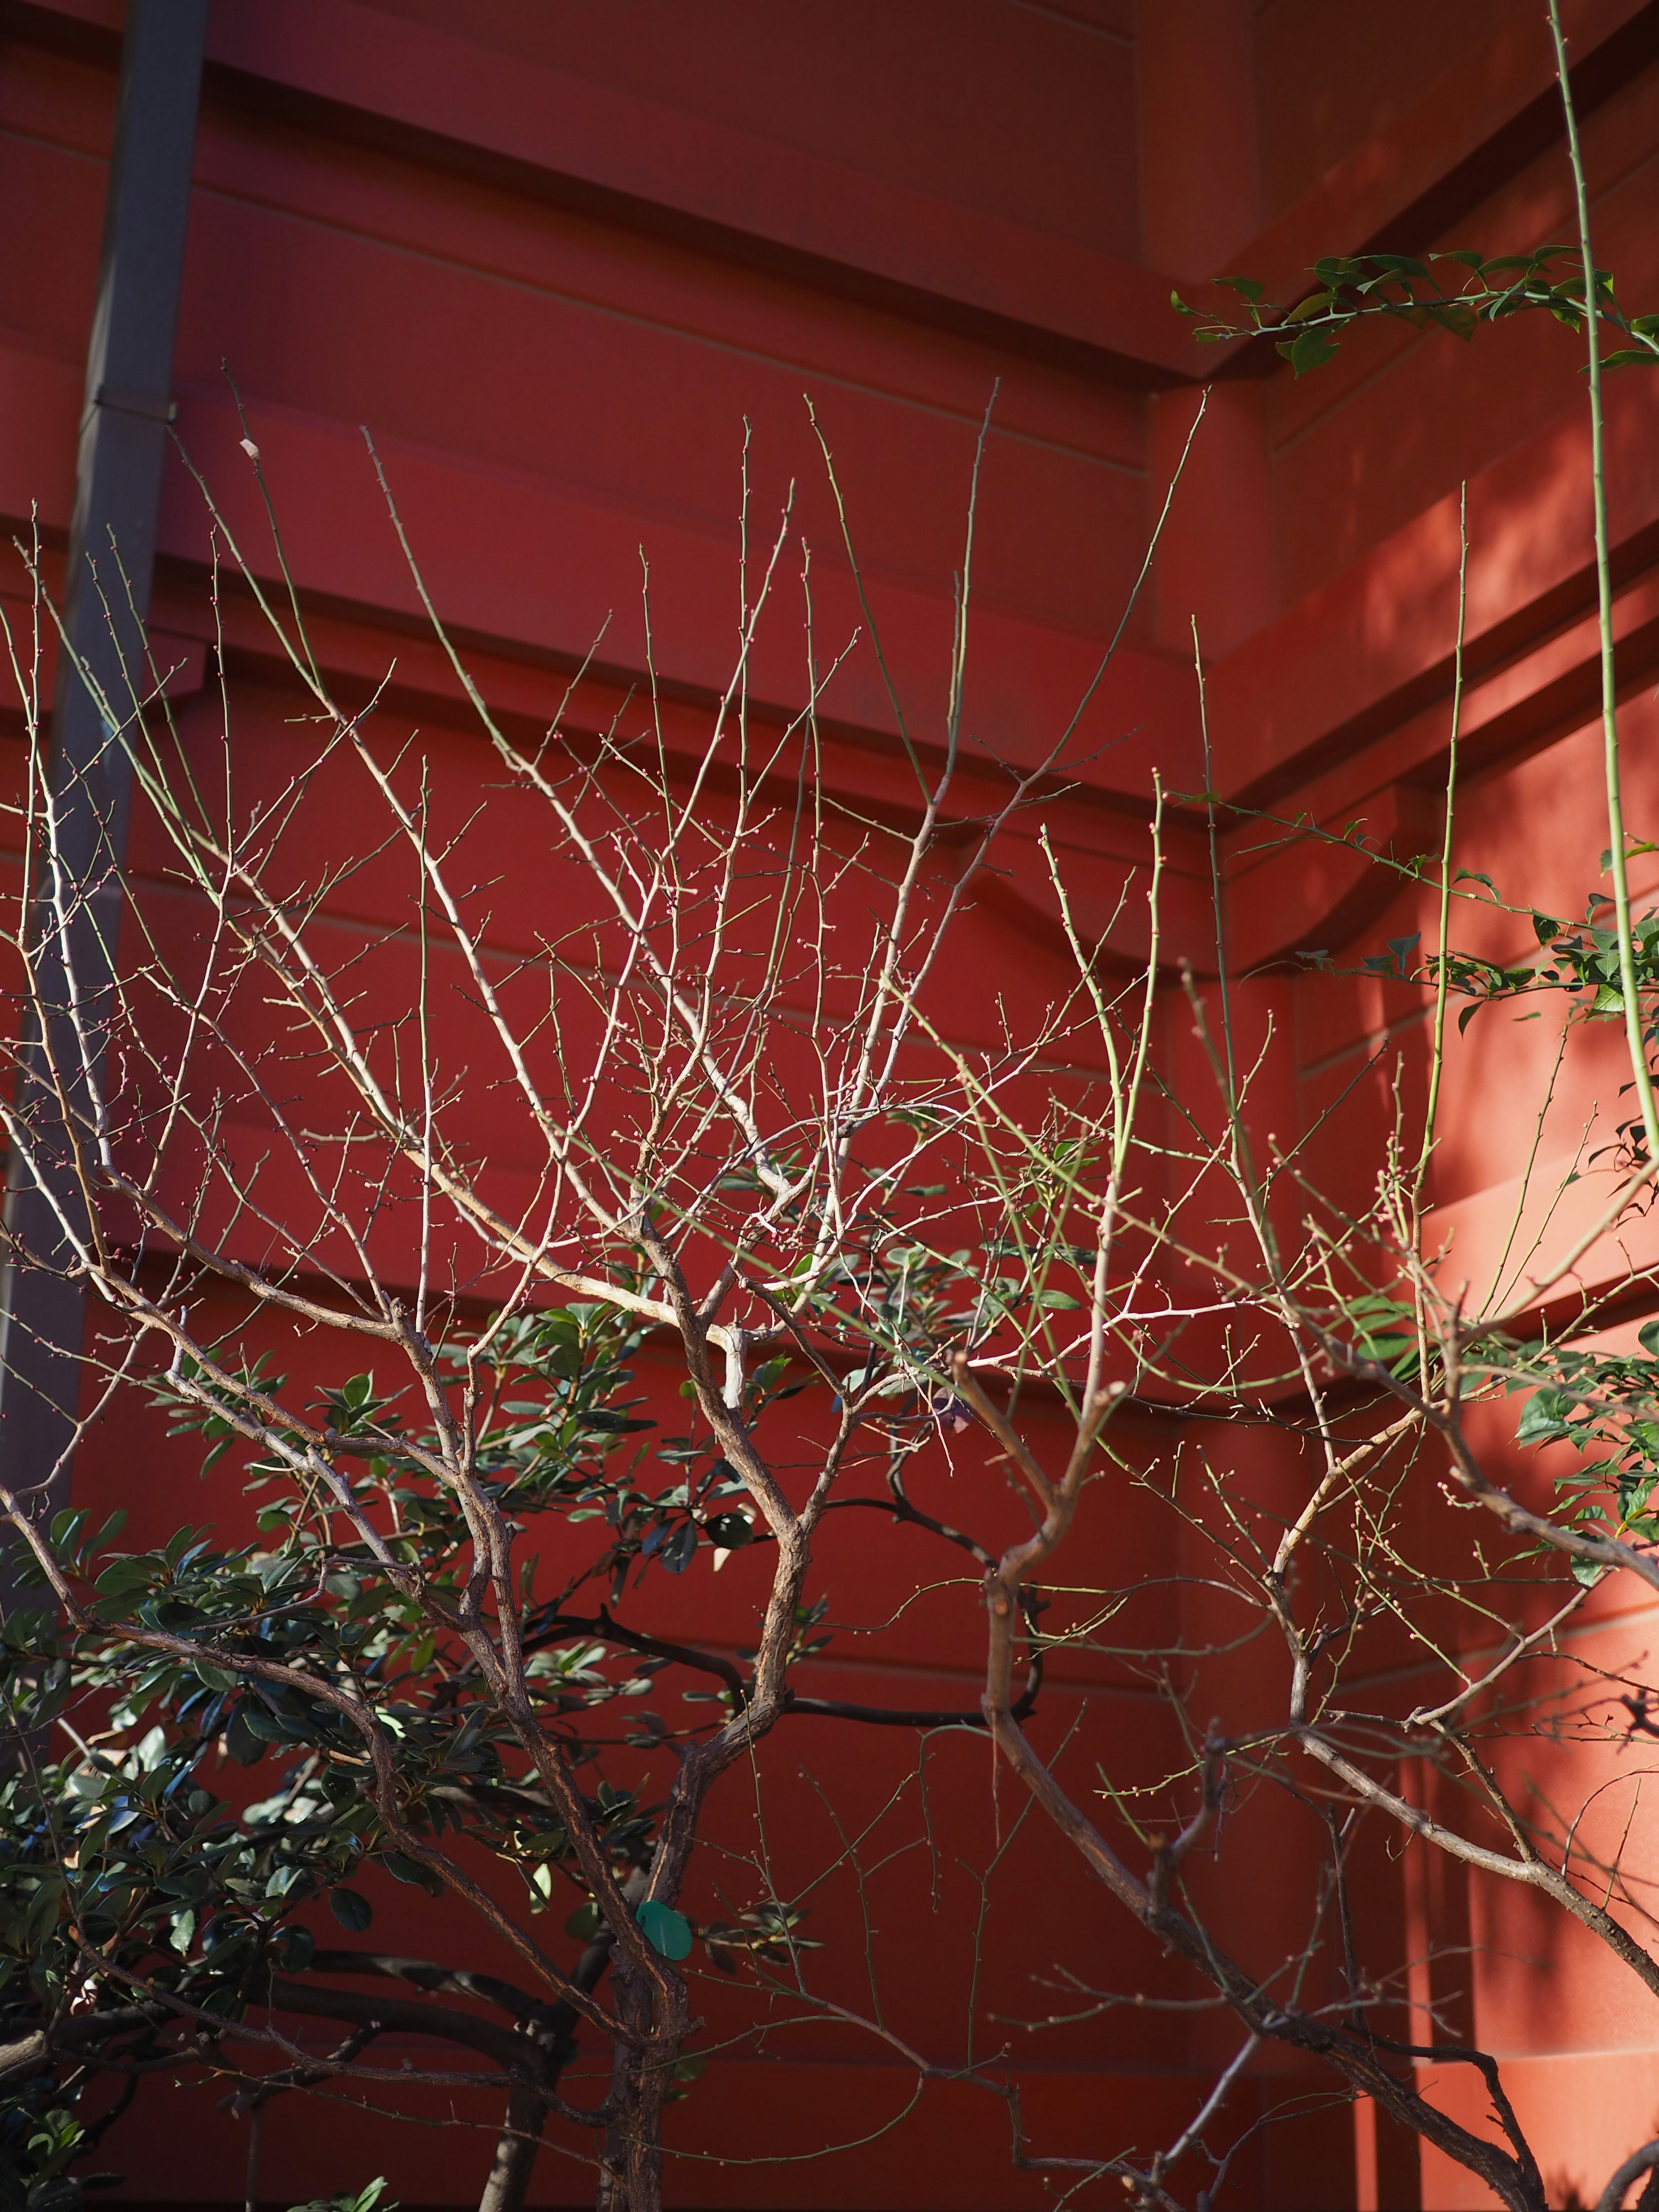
[1548,0,1659,1166]
[1192,618,1237,1120]
[1414,480,1470,1218]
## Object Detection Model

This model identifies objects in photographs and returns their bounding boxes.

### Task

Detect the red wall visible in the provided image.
[6,3,1659,2206]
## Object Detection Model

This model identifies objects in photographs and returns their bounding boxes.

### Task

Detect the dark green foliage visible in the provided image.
[285,2186,394,2212]
[1500,1319,1659,1576]
[1426,907,1659,1039]
[1175,246,1659,375]
[0,1303,775,2203]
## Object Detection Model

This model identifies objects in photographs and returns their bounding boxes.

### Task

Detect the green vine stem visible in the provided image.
[1414,481,1469,1224]
[1548,0,1659,1167]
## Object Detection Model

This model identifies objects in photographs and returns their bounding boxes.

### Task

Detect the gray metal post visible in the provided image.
[0,0,208,1557]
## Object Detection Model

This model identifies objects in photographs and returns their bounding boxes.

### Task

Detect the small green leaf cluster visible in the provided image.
[285,2183,394,2212]
[1500,1322,1659,1580]
[0,1300,786,2197]
[813,1125,1107,1402]
[448,1304,789,1600]
[1369,901,1659,1042]
[0,2088,99,2209]
[1173,247,1659,377]
[1341,1294,1424,1381]
[699,1897,821,1975]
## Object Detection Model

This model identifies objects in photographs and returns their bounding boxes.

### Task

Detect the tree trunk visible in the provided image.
[479,2081,548,2212]
[475,1917,621,2212]
[594,1959,669,2212]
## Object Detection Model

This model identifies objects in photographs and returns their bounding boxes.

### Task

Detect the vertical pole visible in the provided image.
[0,0,208,1560]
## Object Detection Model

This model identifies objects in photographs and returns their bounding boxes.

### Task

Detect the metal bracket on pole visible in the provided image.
[0,0,208,1574]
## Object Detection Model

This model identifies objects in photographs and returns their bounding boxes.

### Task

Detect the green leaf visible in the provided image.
[566,1901,601,1941]
[1284,326,1341,375]
[94,1555,158,1597]
[225,1704,267,1765]
[381,1852,444,1899]
[1517,1389,1573,1445]
[286,2182,394,2212]
[636,1898,693,1961]
[658,1520,698,1574]
[704,1512,754,1550]
[238,1705,291,1743]
[329,1887,374,1932]
[48,1508,86,1552]
[83,1508,127,1558]
[22,1878,63,1947]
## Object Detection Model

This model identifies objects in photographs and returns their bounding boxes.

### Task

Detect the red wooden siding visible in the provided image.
[5,3,1659,2206]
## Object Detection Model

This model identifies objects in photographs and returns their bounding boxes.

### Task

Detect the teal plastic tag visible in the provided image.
[636,1898,693,1960]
